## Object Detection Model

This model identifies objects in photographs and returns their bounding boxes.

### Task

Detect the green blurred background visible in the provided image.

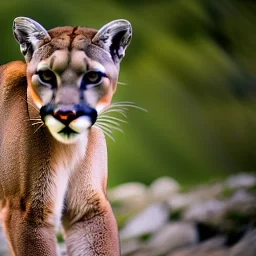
[1,0,256,187]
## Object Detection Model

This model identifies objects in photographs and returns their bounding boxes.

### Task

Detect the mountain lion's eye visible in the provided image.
[81,71,105,89]
[87,72,101,83]
[37,70,56,87]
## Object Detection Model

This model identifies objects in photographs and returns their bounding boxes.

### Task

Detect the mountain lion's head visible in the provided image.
[13,17,132,143]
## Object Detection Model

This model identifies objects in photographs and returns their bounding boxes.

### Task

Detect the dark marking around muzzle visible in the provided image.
[40,104,98,126]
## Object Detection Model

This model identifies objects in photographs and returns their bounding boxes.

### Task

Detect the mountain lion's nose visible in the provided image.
[54,110,77,122]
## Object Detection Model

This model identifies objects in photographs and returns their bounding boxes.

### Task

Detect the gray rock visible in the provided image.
[121,238,142,255]
[184,199,226,224]
[149,177,180,202]
[226,189,256,215]
[226,173,256,190]
[58,243,67,256]
[108,182,148,212]
[131,252,155,256]
[119,203,169,240]
[0,225,10,256]
[168,193,196,210]
[168,183,224,211]
[144,222,198,255]
[230,229,256,256]
[170,236,227,256]
[171,249,228,256]
[192,183,224,199]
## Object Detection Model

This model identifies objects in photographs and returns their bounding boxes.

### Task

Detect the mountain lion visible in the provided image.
[0,17,132,255]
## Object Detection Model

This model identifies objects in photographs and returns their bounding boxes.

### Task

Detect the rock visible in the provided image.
[1,173,254,256]
[170,236,227,256]
[108,182,148,213]
[183,199,226,225]
[149,177,180,202]
[226,173,256,190]
[119,203,169,240]
[168,193,196,210]
[0,225,10,256]
[121,238,142,255]
[58,243,67,256]
[168,183,224,211]
[143,222,198,255]
[171,249,228,256]
[192,183,224,199]
[108,182,147,202]
[131,252,155,256]
[229,229,256,256]
[226,189,256,215]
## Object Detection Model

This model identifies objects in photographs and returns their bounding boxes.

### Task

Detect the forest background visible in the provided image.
[1,0,255,188]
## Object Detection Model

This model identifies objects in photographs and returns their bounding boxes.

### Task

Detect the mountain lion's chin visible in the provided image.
[51,131,82,144]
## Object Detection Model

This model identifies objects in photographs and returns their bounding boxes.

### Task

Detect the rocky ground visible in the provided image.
[110,173,256,256]
[0,173,256,256]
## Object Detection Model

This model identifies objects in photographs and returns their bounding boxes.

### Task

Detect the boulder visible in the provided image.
[226,173,256,190]
[120,203,169,240]
[149,176,180,202]
[144,222,198,255]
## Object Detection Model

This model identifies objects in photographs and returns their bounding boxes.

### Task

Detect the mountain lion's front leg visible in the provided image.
[63,194,119,256]
[62,127,120,256]
[2,198,57,256]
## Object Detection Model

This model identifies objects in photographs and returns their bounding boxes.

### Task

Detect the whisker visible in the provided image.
[110,101,134,105]
[111,101,147,108]
[102,130,115,142]
[117,81,128,85]
[24,119,42,122]
[109,102,147,112]
[31,122,44,126]
[96,118,120,126]
[97,115,128,124]
[95,101,146,141]
[96,122,124,134]
[95,124,115,142]
[100,106,128,114]
[99,101,147,117]
[100,109,127,118]
[18,96,39,113]
[24,118,41,123]
[33,123,44,134]
[100,103,129,110]
[96,123,113,135]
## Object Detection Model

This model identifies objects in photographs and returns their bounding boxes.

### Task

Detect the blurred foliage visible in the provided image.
[1,0,256,187]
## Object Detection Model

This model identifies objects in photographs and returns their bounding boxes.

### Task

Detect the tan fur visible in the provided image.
[0,17,132,255]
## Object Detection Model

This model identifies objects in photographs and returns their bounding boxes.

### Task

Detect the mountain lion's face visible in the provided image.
[13,17,132,143]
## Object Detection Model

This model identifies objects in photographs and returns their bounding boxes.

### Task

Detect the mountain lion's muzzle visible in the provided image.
[40,104,98,143]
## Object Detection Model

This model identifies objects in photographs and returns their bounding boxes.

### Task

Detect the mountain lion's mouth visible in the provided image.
[44,115,92,144]
[40,103,97,144]
[58,126,78,136]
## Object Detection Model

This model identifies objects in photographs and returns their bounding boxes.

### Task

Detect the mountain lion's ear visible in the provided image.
[92,19,132,64]
[13,17,51,61]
